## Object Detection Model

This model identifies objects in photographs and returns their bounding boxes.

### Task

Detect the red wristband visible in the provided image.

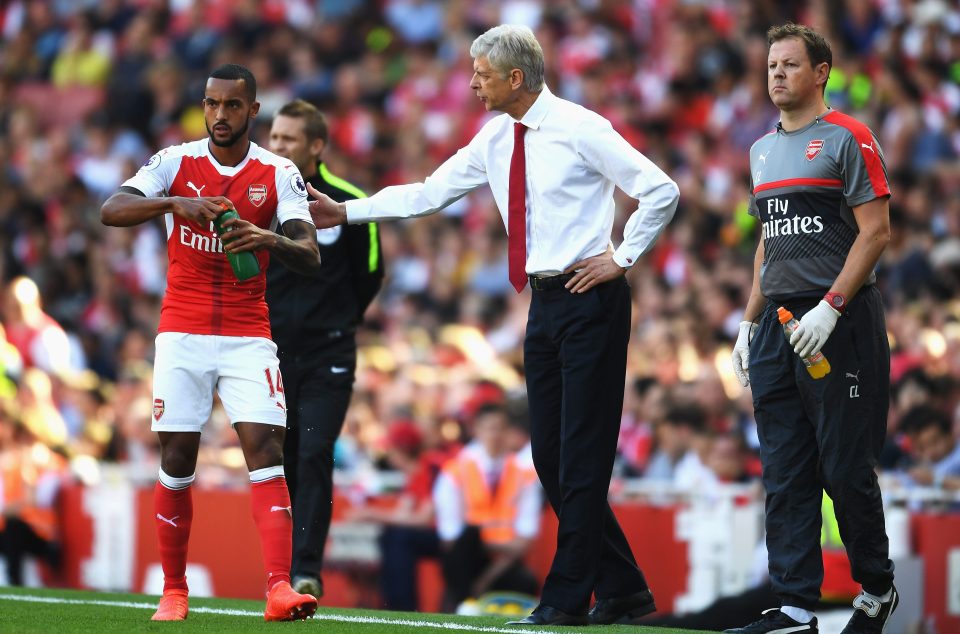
[824,291,846,312]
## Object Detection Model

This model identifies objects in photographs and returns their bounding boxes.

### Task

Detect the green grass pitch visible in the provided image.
[0,586,716,633]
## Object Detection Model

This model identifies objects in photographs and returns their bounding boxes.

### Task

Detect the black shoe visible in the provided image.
[506,604,588,626]
[291,575,323,599]
[588,589,657,624]
[724,608,818,633]
[840,586,899,634]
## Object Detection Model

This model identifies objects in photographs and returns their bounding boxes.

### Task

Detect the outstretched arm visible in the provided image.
[306,184,347,229]
[310,139,489,227]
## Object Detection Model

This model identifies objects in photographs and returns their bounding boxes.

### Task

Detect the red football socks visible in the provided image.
[250,470,293,591]
[154,480,193,592]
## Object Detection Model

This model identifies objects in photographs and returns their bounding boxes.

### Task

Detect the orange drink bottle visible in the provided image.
[777,306,831,379]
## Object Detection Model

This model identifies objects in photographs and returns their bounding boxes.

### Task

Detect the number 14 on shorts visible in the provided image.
[264,367,286,410]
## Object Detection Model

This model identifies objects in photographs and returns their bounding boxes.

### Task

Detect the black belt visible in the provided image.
[528,272,575,291]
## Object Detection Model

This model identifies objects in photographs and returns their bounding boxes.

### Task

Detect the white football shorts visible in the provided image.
[151,332,287,432]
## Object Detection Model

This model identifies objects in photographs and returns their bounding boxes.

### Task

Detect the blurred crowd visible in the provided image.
[1,0,960,577]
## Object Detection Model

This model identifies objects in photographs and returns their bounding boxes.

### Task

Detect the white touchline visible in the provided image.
[0,594,562,634]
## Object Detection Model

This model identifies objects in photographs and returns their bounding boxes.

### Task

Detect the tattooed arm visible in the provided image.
[220,217,321,276]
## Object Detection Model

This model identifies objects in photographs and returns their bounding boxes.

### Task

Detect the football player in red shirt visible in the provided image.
[101,64,321,622]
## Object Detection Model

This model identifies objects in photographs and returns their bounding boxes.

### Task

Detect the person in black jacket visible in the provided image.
[267,99,384,598]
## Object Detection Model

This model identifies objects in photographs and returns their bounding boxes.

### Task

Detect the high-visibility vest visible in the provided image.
[0,443,64,540]
[443,452,538,546]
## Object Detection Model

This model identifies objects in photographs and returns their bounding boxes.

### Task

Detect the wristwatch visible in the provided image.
[823,291,846,313]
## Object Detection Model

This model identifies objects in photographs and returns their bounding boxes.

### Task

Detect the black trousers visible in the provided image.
[524,278,648,614]
[440,526,539,611]
[749,286,894,610]
[281,338,355,585]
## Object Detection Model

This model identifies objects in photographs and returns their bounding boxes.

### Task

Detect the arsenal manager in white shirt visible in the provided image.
[308,24,679,626]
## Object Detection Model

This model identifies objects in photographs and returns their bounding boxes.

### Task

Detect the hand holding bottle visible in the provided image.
[216,205,278,253]
[789,300,840,358]
[778,307,831,379]
[214,204,261,281]
[171,195,233,224]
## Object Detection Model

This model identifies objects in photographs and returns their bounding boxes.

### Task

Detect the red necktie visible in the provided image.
[508,122,528,293]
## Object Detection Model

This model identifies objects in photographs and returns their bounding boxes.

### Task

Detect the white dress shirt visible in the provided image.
[345,87,679,273]
[432,442,543,542]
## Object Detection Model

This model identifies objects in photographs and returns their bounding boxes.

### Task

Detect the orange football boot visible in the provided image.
[151,588,189,621]
[264,581,318,622]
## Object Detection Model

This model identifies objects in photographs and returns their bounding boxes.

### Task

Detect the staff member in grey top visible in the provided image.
[308,24,678,626]
[727,23,897,634]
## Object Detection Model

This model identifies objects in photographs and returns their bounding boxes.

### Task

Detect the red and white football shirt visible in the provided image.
[123,140,312,338]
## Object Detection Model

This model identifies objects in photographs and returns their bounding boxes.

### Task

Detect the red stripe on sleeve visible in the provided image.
[823,111,890,199]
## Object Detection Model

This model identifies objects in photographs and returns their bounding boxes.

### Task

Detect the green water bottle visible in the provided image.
[213,206,260,281]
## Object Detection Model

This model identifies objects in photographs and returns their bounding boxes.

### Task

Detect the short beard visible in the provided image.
[206,118,250,148]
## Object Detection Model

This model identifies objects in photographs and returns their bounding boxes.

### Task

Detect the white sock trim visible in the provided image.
[780,606,815,623]
[863,587,893,603]
[249,465,285,483]
[158,469,195,490]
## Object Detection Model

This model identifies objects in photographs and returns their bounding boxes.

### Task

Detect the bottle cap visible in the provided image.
[776,306,793,324]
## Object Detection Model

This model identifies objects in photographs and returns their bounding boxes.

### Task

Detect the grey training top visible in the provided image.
[748,109,890,302]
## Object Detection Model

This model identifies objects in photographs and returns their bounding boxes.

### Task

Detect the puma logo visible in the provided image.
[270,505,292,516]
[853,595,880,617]
[861,142,875,154]
[758,151,769,165]
[845,370,860,382]
[156,513,180,527]
[186,181,206,197]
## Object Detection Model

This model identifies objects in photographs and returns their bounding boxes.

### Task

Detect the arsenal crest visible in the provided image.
[805,139,824,161]
[248,184,268,207]
[153,398,165,421]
